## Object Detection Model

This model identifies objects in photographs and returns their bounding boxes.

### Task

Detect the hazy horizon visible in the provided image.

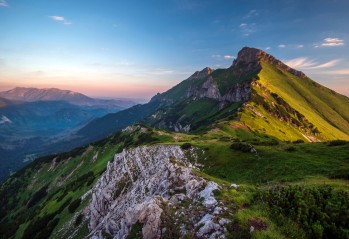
[1,0,349,98]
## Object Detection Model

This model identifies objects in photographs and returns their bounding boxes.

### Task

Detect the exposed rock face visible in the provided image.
[87,145,230,239]
[187,76,252,107]
[86,145,231,238]
[187,67,213,81]
[233,47,306,78]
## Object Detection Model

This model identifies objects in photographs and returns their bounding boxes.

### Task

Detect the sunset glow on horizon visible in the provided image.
[1,0,349,99]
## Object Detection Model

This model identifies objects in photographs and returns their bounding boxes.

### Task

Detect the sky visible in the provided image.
[0,0,349,99]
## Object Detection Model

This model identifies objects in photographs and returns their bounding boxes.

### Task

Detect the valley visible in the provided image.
[0,88,138,181]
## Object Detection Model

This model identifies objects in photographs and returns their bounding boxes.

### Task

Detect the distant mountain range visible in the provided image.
[0,88,140,181]
[0,87,137,108]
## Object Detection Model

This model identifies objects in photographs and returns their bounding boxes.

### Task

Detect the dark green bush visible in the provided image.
[284,146,296,152]
[26,185,48,208]
[292,139,304,144]
[68,198,81,213]
[328,140,347,146]
[75,214,83,226]
[180,143,192,150]
[230,142,252,152]
[22,213,56,239]
[258,185,349,238]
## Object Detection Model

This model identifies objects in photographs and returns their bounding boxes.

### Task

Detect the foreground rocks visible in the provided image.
[86,145,231,239]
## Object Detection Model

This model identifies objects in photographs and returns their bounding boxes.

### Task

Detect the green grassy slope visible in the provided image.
[239,61,349,141]
[258,62,349,140]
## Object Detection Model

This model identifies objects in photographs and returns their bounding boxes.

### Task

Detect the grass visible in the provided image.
[256,62,349,140]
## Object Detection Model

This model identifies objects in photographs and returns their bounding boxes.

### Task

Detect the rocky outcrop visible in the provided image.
[187,76,252,108]
[187,67,213,81]
[233,47,306,78]
[87,145,230,239]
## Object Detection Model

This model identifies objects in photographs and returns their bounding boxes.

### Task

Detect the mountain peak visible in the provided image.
[233,47,306,78]
[188,67,213,80]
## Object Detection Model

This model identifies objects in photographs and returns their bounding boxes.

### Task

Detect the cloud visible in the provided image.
[315,38,344,48]
[212,54,235,60]
[278,44,286,48]
[311,59,340,69]
[284,57,341,69]
[244,9,259,19]
[265,47,271,50]
[239,23,256,36]
[296,44,304,48]
[224,55,235,59]
[49,16,72,25]
[0,0,8,7]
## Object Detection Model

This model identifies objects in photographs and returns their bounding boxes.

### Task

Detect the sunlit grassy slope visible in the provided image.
[239,61,349,141]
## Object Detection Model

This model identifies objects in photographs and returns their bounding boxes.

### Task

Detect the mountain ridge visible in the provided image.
[74,47,349,142]
[0,87,137,108]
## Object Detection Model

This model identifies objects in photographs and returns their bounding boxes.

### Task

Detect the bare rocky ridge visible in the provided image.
[87,145,231,239]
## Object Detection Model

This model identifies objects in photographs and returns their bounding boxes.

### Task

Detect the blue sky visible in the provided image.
[0,0,348,98]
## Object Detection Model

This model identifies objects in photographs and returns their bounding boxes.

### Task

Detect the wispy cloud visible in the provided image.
[212,54,235,60]
[244,9,259,19]
[278,44,286,48]
[0,0,8,7]
[285,57,341,69]
[239,23,256,36]
[224,55,235,59]
[312,60,340,69]
[296,44,304,48]
[49,15,72,25]
[265,47,271,50]
[315,38,345,48]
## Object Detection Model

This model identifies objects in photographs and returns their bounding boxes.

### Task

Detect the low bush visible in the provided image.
[75,214,83,226]
[258,185,349,238]
[68,198,81,213]
[26,185,48,208]
[180,143,192,150]
[292,139,304,144]
[328,140,347,146]
[230,142,252,152]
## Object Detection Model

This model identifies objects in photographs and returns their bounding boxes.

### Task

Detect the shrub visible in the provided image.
[258,185,349,238]
[26,185,48,208]
[328,140,347,146]
[75,214,83,226]
[68,198,81,213]
[284,146,296,152]
[292,139,304,144]
[180,143,192,150]
[230,142,252,152]
[22,213,56,239]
